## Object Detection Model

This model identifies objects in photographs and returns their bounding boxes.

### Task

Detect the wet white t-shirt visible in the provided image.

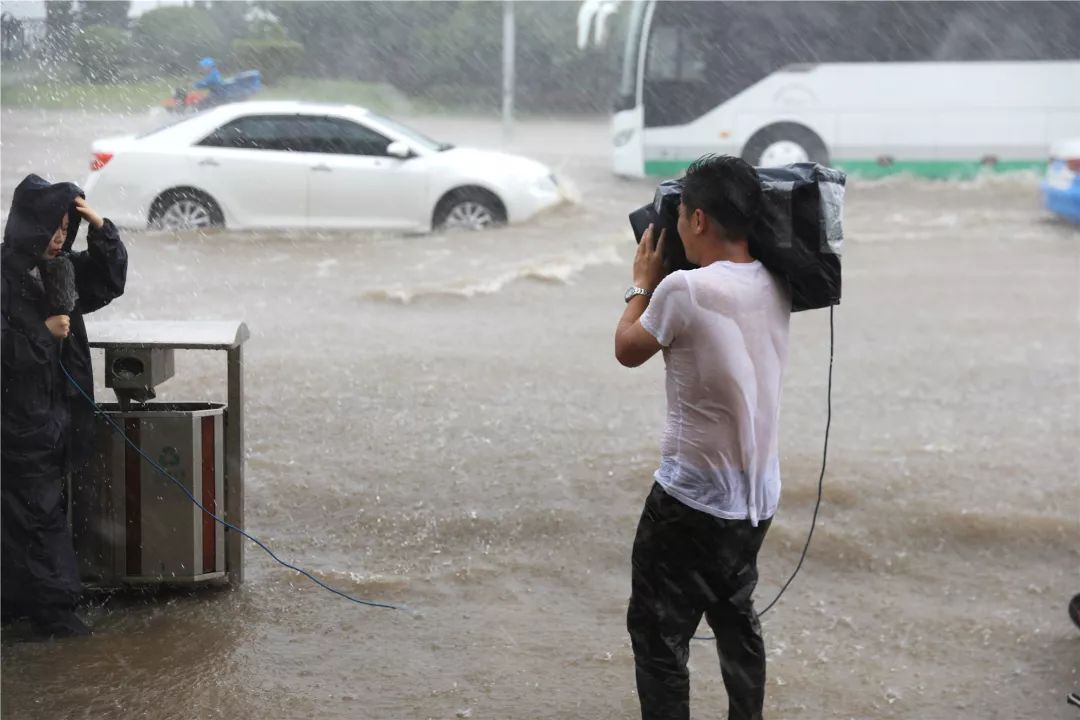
[640,261,791,526]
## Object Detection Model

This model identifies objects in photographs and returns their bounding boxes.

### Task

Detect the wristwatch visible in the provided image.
[624,286,652,303]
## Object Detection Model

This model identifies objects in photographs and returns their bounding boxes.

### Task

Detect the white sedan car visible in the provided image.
[83,101,563,232]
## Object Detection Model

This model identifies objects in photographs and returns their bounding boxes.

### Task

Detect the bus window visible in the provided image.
[646,26,706,82]
[934,9,1042,61]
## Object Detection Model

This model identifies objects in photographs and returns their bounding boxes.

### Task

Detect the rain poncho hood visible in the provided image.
[2,174,84,272]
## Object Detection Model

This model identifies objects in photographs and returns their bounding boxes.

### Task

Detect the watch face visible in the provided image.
[624,287,636,302]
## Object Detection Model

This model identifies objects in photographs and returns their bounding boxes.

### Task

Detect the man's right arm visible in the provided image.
[615,223,669,367]
[615,295,663,368]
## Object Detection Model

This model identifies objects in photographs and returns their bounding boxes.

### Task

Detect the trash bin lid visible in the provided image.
[96,401,227,417]
[85,320,249,350]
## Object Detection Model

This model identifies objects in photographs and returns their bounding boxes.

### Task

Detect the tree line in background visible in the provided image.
[8,1,621,113]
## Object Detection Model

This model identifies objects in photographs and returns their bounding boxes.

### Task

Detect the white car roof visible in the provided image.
[208,100,371,116]
[195,101,374,128]
[141,101,377,145]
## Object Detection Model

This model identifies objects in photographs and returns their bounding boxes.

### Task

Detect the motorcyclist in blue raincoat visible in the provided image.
[193,57,224,102]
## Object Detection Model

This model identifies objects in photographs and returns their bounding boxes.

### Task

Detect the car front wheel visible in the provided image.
[434,189,506,231]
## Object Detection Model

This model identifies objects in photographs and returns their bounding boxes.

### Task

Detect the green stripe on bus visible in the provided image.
[644,159,1047,179]
[835,159,1046,179]
[644,160,700,176]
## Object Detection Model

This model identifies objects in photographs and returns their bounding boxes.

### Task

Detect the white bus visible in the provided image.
[579,1,1080,178]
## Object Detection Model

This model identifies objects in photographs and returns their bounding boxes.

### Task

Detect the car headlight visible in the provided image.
[531,173,559,194]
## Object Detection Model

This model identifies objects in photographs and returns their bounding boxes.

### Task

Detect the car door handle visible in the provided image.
[311,164,332,172]
[198,158,219,167]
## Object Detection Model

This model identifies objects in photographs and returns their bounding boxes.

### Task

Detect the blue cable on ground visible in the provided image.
[60,360,400,611]
[694,305,833,641]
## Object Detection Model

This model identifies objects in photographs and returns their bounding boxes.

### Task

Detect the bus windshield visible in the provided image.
[615,1,648,112]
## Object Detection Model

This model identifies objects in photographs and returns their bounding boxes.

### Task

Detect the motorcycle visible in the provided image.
[162,69,263,114]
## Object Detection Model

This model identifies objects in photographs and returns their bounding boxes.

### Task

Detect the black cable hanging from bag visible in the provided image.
[59,359,400,611]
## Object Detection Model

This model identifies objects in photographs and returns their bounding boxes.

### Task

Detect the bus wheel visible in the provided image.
[742,123,829,168]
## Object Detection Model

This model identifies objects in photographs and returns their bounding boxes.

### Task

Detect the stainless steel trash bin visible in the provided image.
[73,402,226,585]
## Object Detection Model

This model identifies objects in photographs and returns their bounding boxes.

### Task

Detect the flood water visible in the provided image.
[1,107,1078,719]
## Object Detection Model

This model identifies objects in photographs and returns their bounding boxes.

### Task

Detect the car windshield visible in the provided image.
[365,112,452,152]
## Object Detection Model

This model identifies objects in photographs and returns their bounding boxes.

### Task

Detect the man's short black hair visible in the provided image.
[680,154,763,239]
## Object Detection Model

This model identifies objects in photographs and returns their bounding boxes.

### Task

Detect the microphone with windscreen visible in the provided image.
[41,256,79,317]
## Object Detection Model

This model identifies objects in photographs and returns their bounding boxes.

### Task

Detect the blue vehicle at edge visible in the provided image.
[1042,138,1080,223]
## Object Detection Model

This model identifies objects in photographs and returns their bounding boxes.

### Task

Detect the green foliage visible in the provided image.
[72,25,131,83]
[262,1,621,113]
[259,1,381,78]
[10,0,623,114]
[79,1,131,28]
[260,78,410,113]
[0,76,414,114]
[0,77,180,112]
[45,1,76,59]
[407,4,503,91]
[133,6,226,76]
[206,1,255,46]
[230,38,303,85]
[505,2,621,113]
[242,4,289,41]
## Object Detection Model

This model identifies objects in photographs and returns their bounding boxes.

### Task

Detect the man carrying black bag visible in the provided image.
[1,174,127,638]
[614,155,789,720]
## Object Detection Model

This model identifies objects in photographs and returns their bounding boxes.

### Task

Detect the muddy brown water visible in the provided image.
[1,108,1078,719]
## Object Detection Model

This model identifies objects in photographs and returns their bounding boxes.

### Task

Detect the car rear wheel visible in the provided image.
[150,190,224,230]
[434,188,506,231]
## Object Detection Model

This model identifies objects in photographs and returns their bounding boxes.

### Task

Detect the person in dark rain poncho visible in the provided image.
[1,174,127,638]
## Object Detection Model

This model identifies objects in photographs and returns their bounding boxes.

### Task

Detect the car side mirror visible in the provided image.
[386,141,412,159]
